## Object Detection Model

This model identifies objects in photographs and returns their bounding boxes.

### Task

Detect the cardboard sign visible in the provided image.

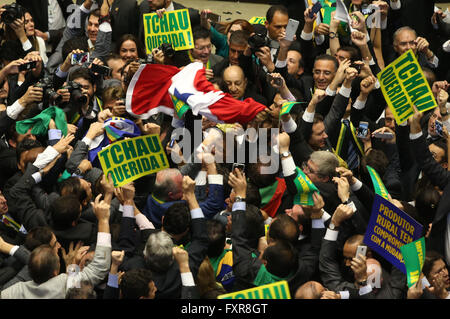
[363,195,423,274]
[218,280,291,299]
[249,16,266,25]
[98,135,169,187]
[377,49,438,124]
[143,9,194,54]
[400,237,426,288]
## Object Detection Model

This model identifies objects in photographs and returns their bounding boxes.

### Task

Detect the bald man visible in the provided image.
[222,65,267,106]
[295,281,343,299]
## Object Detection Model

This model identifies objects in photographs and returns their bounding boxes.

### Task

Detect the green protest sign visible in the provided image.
[98,135,169,187]
[293,167,319,206]
[377,49,438,124]
[367,165,390,200]
[143,9,194,54]
[400,237,426,288]
[218,280,291,299]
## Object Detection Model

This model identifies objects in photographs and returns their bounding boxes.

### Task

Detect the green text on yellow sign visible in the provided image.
[143,9,194,54]
[98,135,169,187]
[218,280,291,299]
[377,49,437,124]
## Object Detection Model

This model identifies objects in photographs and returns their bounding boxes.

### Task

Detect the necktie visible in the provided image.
[343,119,359,170]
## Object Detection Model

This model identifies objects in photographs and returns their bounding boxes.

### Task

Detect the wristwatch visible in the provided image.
[280,151,291,159]
[74,168,83,176]
[328,222,338,230]
[358,279,368,286]
[329,32,337,39]
[235,196,246,202]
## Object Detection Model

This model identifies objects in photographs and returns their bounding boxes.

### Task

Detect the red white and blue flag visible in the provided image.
[125,62,266,124]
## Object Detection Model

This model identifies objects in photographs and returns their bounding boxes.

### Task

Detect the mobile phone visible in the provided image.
[309,1,322,18]
[169,138,176,148]
[71,52,90,65]
[357,121,369,138]
[18,61,37,72]
[232,163,245,174]
[373,132,394,139]
[91,63,112,77]
[435,120,444,137]
[206,12,221,23]
[355,245,367,259]
[285,18,299,41]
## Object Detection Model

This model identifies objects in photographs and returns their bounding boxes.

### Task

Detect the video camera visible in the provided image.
[248,33,271,55]
[63,81,88,107]
[34,77,61,108]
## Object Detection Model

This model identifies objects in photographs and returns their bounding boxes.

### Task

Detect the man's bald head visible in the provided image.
[295,281,325,299]
[223,65,247,100]
[153,168,183,201]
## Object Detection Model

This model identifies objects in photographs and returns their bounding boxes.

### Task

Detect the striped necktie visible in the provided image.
[343,119,359,170]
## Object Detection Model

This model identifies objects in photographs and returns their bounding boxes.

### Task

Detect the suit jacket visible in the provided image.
[138,1,200,44]
[411,134,450,256]
[109,0,139,43]
[1,243,111,298]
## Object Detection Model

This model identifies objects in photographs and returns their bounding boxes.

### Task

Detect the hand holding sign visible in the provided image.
[407,273,424,299]
[302,192,325,219]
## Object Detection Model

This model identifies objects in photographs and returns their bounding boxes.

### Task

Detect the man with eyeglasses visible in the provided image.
[389,26,439,69]
[188,26,224,80]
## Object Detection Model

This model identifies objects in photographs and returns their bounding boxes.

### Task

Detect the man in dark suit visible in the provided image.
[212,30,249,79]
[409,109,450,266]
[222,65,267,106]
[138,0,200,44]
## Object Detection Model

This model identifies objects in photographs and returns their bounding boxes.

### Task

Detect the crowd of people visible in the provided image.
[0,0,448,300]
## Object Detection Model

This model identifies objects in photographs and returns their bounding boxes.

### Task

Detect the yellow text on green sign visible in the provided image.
[218,280,291,299]
[377,49,437,124]
[249,16,266,25]
[143,9,194,54]
[98,135,169,187]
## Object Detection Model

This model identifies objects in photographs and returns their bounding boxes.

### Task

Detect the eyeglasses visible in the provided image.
[194,44,212,51]
[302,161,317,175]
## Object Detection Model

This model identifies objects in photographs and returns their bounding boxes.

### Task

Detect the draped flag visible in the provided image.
[88,117,141,164]
[126,62,266,124]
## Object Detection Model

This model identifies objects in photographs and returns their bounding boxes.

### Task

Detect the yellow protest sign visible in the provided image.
[218,280,291,299]
[377,49,438,124]
[143,9,194,54]
[98,135,169,187]
[249,16,266,25]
